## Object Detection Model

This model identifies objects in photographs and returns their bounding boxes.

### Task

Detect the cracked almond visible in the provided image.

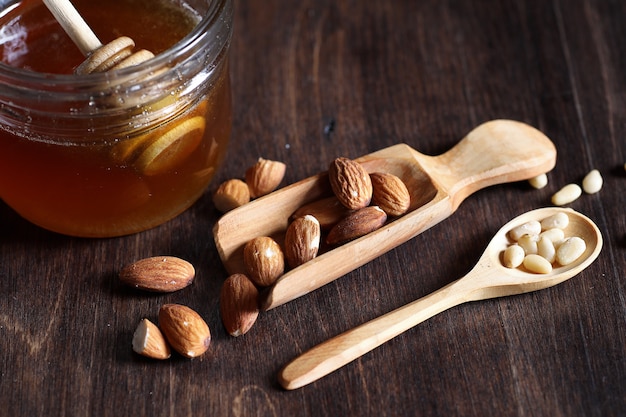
[132,318,171,360]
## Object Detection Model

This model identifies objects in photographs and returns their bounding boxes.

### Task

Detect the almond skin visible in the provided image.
[245,158,287,198]
[285,215,321,268]
[370,172,411,216]
[291,196,352,229]
[326,206,387,245]
[158,304,211,358]
[328,157,373,210]
[243,236,285,287]
[220,273,260,337]
[213,178,251,213]
[132,318,171,360]
[119,256,195,293]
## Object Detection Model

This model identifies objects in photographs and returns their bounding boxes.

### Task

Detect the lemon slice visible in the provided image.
[134,116,206,176]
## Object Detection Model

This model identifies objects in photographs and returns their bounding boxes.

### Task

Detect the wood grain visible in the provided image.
[1,0,625,416]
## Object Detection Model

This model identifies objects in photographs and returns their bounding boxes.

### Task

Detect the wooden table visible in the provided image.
[2,0,624,416]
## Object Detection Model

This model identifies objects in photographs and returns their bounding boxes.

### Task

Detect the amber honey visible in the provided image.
[0,0,233,237]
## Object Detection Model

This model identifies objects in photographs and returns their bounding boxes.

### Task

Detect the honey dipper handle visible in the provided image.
[42,0,102,56]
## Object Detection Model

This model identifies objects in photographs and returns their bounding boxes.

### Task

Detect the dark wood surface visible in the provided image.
[2,0,625,416]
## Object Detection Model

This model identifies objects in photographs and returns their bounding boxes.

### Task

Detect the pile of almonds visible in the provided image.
[118,256,211,360]
[218,156,412,337]
[212,158,286,213]
[122,155,414,356]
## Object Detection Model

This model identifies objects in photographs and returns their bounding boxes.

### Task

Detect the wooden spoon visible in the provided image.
[213,119,557,310]
[279,207,603,390]
[42,0,154,74]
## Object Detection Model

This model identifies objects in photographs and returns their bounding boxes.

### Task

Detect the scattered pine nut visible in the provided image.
[582,169,603,194]
[528,173,548,189]
[551,184,582,206]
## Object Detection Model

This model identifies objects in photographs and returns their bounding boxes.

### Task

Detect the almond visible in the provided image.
[220,273,260,337]
[285,215,321,268]
[328,157,373,210]
[158,304,211,358]
[245,158,286,198]
[132,318,171,360]
[243,236,285,287]
[119,256,195,293]
[326,206,387,245]
[370,172,411,216]
[291,196,352,229]
[213,178,251,213]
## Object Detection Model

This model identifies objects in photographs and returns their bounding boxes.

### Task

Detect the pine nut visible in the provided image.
[523,254,553,274]
[540,212,569,230]
[536,236,556,263]
[503,245,525,268]
[582,169,603,194]
[528,173,548,189]
[539,228,565,246]
[551,184,582,206]
[518,234,538,255]
[556,237,586,266]
[509,220,541,241]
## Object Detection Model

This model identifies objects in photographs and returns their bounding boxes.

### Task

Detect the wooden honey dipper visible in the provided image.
[42,0,154,74]
[42,0,209,177]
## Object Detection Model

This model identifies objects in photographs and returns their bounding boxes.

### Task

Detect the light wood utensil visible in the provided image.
[279,207,603,389]
[213,119,557,310]
[42,0,154,73]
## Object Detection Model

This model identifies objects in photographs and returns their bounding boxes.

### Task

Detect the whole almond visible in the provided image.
[213,178,251,213]
[245,158,287,198]
[285,215,321,268]
[326,206,387,245]
[370,172,411,216]
[132,318,171,360]
[119,256,195,292]
[328,157,373,210]
[220,273,260,337]
[291,196,352,229]
[243,236,285,287]
[158,304,211,358]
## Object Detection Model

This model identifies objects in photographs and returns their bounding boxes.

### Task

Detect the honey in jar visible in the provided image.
[0,0,233,237]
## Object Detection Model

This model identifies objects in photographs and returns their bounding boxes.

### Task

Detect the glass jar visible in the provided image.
[0,0,233,237]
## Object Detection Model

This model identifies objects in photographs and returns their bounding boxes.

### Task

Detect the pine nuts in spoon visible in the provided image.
[502,212,587,273]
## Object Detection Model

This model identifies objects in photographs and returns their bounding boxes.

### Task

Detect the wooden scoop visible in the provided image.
[213,119,558,310]
[278,207,603,389]
[42,0,154,74]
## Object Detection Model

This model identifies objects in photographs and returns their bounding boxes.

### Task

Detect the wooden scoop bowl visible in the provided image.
[213,119,558,310]
[278,207,603,389]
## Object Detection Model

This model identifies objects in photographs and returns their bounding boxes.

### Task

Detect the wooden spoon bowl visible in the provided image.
[213,119,558,310]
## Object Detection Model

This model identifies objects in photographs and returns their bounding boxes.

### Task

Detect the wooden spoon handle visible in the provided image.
[42,0,102,56]
[279,278,472,390]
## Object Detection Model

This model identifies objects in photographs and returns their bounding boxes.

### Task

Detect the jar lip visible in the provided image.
[0,0,232,88]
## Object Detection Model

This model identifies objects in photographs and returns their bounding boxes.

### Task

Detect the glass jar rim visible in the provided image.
[0,0,232,90]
